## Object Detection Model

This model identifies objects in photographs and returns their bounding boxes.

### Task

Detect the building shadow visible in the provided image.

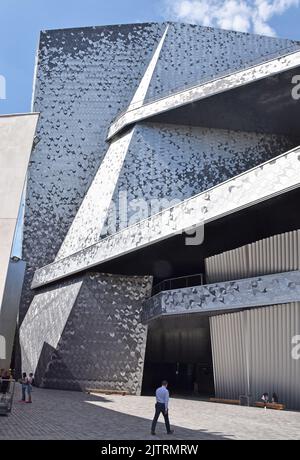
[5,387,233,440]
[83,394,232,440]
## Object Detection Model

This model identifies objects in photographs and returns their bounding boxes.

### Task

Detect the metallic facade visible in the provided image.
[32,145,300,288]
[206,229,300,283]
[25,22,300,295]
[141,270,300,323]
[20,273,152,393]
[210,303,300,410]
[16,21,300,404]
[20,23,166,322]
[206,230,300,409]
[108,47,300,139]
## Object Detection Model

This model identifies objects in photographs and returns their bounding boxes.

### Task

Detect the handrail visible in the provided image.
[152,273,204,296]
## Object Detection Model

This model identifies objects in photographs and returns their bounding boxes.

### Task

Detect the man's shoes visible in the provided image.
[151,432,156,435]
[167,430,174,435]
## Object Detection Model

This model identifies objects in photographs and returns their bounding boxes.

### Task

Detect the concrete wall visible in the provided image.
[0,260,26,369]
[0,114,38,305]
[0,113,38,368]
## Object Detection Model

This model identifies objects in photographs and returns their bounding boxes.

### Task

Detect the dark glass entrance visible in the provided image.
[141,315,214,397]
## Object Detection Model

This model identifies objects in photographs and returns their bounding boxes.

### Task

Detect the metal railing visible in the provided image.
[152,273,204,296]
[0,379,15,415]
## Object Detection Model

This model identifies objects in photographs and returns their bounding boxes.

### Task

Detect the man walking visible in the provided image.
[151,380,174,435]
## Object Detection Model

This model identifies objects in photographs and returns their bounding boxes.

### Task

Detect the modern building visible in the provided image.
[15,22,300,409]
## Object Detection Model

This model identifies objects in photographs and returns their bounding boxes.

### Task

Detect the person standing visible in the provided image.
[151,380,174,435]
[0,369,10,394]
[261,392,269,410]
[19,373,28,402]
[26,373,34,403]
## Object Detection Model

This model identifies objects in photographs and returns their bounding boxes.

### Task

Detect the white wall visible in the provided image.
[0,113,38,368]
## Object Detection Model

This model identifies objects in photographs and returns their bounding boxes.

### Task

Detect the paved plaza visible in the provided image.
[0,385,299,440]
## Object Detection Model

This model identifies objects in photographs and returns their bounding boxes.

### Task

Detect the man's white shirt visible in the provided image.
[155,386,169,409]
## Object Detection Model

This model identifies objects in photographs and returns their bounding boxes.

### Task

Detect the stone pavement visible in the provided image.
[0,385,299,440]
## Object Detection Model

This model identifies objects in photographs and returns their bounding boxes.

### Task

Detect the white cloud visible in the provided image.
[164,0,299,36]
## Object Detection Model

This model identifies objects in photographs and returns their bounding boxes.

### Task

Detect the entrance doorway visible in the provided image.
[142,315,215,397]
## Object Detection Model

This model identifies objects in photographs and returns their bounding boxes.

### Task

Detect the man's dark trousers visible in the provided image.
[151,402,171,433]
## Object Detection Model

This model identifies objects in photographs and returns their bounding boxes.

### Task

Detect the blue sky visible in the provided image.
[0,0,300,115]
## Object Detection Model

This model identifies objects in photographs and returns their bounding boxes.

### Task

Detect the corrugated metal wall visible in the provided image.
[210,311,248,400]
[205,229,300,283]
[210,302,300,409]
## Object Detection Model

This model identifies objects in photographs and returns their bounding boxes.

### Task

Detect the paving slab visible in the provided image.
[0,385,299,440]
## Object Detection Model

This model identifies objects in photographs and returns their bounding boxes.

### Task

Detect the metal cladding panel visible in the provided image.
[206,245,250,283]
[104,122,293,236]
[141,270,300,323]
[210,303,300,409]
[108,23,300,139]
[55,128,135,261]
[20,273,152,394]
[129,25,169,109]
[32,146,300,288]
[206,229,300,283]
[108,48,300,139]
[145,22,300,102]
[20,280,83,378]
[210,311,247,400]
[21,23,165,322]
[248,230,300,276]
[26,22,300,290]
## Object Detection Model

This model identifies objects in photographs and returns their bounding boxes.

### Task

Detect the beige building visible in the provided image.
[0,113,38,369]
